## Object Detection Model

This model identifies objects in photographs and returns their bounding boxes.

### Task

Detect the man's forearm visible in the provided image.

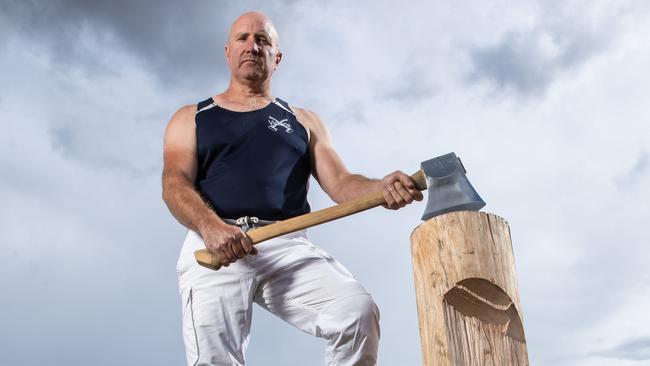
[332,174,382,203]
[162,176,223,234]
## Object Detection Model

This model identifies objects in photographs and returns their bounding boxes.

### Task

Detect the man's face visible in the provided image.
[225,14,282,83]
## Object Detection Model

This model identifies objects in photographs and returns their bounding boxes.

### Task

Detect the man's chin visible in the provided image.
[240,71,268,82]
[243,73,265,81]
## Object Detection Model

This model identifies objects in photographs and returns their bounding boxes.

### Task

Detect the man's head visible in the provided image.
[225,12,282,84]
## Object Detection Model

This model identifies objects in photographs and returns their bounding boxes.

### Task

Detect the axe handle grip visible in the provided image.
[194,170,427,270]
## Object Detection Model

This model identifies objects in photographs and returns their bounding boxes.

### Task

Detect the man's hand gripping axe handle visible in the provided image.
[194,170,428,270]
[194,152,486,271]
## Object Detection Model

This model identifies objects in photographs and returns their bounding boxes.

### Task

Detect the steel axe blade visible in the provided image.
[420,152,486,220]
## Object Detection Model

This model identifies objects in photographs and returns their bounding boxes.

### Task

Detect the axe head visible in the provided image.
[421,152,486,220]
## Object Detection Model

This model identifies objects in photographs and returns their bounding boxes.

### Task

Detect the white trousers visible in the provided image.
[176,229,380,366]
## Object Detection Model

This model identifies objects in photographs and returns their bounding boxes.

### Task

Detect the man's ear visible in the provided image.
[274,51,283,69]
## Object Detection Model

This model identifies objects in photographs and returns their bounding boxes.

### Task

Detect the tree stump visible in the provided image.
[410,211,529,366]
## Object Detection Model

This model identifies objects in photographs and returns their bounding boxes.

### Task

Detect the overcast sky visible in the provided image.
[1,1,649,365]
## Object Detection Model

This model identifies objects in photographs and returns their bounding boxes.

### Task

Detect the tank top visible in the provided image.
[194,97,311,220]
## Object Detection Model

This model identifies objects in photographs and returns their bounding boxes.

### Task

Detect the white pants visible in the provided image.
[176,229,380,366]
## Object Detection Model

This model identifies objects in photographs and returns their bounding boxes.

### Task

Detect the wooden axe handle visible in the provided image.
[194,170,427,270]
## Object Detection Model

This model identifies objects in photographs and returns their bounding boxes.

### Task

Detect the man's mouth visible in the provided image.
[241,59,259,65]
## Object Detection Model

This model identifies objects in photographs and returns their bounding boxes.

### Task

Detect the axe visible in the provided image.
[195,152,486,270]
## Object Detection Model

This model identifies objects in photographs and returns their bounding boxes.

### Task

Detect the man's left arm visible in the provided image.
[294,108,423,209]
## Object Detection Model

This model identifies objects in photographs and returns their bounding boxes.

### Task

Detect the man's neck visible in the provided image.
[215,78,276,112]
[224,77,273,100]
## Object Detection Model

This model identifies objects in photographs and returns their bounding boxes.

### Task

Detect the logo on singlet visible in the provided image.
[267,116,293,133]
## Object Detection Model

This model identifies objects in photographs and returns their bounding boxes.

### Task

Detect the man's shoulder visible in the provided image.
[287,105,322,126]
[285,105,331,142]
[166,104,198,131]
[175,104,199,119]
[178,104,199,115]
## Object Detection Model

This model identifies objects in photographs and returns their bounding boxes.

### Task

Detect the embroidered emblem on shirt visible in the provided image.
[267,116,293,133]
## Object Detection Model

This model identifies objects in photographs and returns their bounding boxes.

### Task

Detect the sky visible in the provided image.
[1,0,649,365]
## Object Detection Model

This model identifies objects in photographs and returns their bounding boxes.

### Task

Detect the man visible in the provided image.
[162,11,423,366]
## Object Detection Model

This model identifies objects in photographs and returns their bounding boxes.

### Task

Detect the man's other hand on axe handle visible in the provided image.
[378,171,426,210]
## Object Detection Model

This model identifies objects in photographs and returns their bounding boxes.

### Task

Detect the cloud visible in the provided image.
[1,0,248,88]
[465,2,620,97]
[600,336,650,361]
[466,28,602,96]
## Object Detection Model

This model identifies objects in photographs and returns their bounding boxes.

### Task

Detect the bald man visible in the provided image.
[162,12,422,366]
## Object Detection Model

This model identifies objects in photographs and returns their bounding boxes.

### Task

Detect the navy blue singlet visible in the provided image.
[195,97,311,220]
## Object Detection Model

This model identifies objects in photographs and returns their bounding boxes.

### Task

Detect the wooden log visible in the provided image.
[410,211,529,366]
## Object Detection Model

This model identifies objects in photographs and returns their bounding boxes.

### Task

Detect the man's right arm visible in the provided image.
[162,105,256,266]
[162,105,217,232]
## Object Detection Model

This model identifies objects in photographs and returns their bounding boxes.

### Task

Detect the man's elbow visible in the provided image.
[163,170,196,202]
[161,180,174,207]
[326,173,352,204]
[329,193,344,204]
[161,172,183,206]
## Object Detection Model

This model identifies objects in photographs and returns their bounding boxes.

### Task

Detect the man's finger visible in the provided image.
[393,182,413,205]
[396,173,423,201]
[390,181,407,208]
[222,239,238,262]
[409,188,424,201]
[230,239,245,258]
[383,187,397,209]
[385,183,403,209]
[217,249,231,267]
[239,233,256,255]
[396,172,417,190]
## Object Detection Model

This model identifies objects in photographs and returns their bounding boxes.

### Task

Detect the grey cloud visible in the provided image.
[1,0,302,175]
[43,96,170,177]
[599,336,650,361]
[48,124,148,175]
[1,0,254,88]
[0,6,13,49]
[378,65,438,104]
[465,20,611,96]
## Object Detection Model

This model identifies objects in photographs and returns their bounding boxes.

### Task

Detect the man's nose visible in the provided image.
[245,38,261,53]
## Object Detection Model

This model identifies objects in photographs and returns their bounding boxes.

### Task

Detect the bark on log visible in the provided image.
[410,211,529,366]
